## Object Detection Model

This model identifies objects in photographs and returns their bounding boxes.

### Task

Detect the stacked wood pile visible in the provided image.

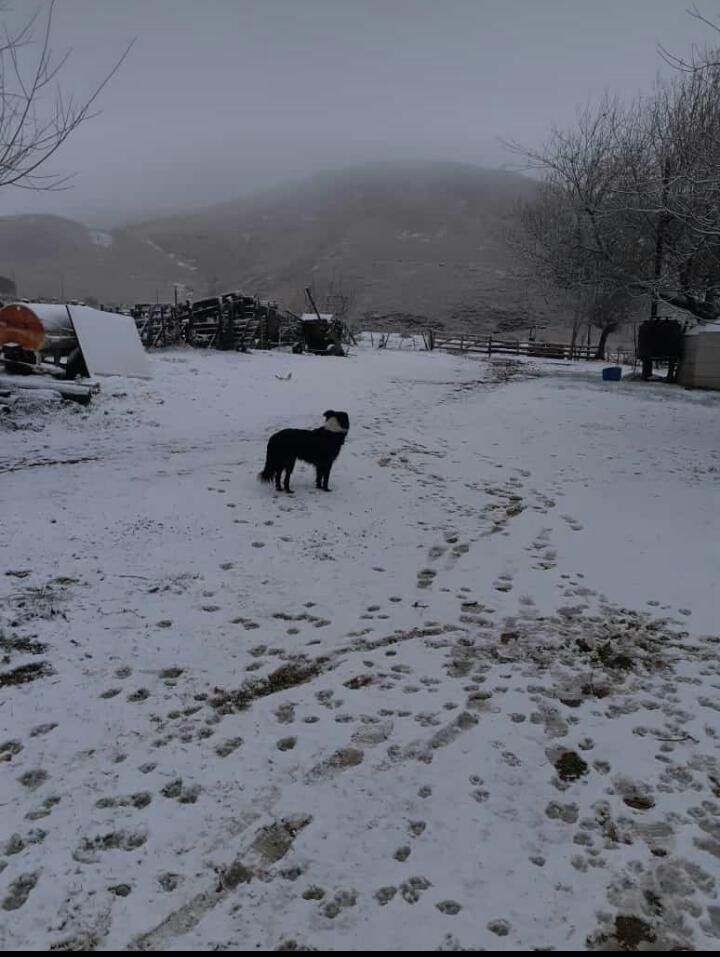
[132,293,298,351]
[132,303,186,347]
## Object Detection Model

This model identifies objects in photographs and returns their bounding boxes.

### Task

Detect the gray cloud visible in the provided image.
[0,0,713,224]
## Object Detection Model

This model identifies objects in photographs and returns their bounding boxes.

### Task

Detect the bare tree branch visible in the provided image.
[507,38,720,326]
[0,0,134,193]
[658,5,720,71]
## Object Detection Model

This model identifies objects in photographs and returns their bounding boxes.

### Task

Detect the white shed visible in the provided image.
[678,323,720,390]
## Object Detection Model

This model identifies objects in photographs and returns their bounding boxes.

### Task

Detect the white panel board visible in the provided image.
[68,306,151,379]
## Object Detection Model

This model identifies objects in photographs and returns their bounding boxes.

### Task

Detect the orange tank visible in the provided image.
[0,303,76,352]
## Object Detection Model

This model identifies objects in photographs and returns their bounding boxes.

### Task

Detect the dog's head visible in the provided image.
[323,410,350,433]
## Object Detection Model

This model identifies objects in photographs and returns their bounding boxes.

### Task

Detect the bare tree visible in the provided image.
[306,273,358,342]
[508,29,720,331]
[617,67,720,321]
[0,0,133,194]
[507,188,586,350]
[587,285,637,359]
[318,273,356,323]
[507,111,642,355]
[659,4,720,72]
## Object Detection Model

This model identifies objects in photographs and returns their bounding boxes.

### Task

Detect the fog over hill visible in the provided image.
[0,162,554,332]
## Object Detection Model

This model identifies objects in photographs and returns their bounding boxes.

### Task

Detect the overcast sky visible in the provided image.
[2,0,717,225]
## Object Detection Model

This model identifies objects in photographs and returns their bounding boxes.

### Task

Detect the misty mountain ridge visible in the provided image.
[0,161,549,333]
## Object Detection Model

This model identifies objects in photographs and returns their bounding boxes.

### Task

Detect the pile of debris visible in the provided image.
[131,287,349,356]
[0,302,150,405]
[0,285,350,416]
[131,294,292,351]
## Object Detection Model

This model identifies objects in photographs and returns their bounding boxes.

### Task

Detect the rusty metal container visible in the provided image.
[0,302,77,353]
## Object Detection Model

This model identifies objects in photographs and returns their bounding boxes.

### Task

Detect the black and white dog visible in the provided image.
[259,410,350,493]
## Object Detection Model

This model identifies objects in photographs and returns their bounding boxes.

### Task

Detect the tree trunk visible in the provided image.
[594,326,611,361]
[649,158,671,321]
[569,310,581,359]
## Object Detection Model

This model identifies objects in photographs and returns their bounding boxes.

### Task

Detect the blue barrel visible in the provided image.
[602,366,622,381]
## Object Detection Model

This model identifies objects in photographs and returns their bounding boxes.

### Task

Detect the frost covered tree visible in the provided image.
[509,13,720,336]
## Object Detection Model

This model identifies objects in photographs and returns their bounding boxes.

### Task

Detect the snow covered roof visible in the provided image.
[301,312,334,322]
[686,321,720,336]
[14,302,73,325]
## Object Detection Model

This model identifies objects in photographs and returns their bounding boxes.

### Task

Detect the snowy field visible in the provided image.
[1,343,719,951]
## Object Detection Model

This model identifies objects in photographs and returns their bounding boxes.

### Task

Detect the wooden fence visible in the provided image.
[432,332,594,360]
[365,330,632,364]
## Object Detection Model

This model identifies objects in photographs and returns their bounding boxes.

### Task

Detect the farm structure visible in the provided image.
[131,293,347,355]
[131,294,295,350]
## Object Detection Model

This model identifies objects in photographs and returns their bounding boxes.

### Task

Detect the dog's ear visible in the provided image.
[323,410,335,419]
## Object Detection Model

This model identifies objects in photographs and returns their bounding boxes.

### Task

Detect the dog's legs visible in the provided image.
[274,468,283,492]
[283,459,296,493]
[318,464,331,491]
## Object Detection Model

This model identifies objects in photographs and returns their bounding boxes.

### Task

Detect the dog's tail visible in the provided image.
[258,452,274,483]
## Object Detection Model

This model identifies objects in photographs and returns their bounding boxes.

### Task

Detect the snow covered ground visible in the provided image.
[1,343,719,951]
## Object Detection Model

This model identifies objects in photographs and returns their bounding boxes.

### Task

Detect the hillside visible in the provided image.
[0,215,197,305]
[0,163,549,331]
[129,162,543,330]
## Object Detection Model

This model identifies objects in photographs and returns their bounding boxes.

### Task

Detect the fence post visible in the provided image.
[487,335,493,357]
